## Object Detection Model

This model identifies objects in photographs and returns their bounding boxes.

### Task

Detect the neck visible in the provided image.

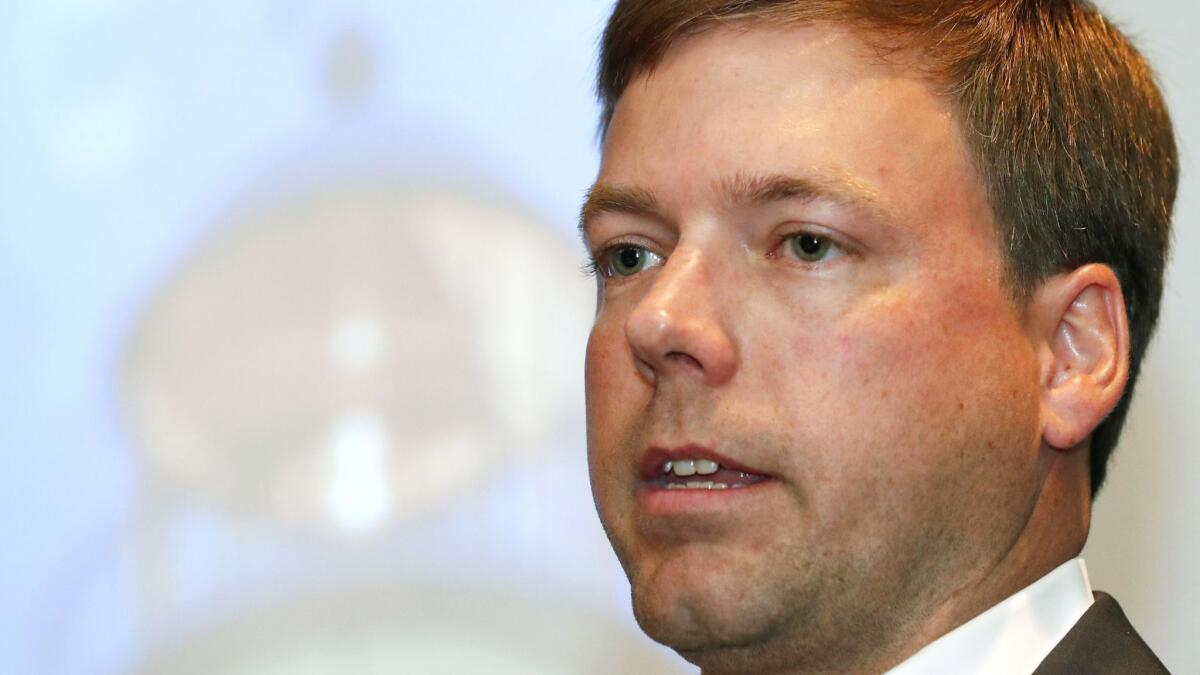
[868,447,1092,673]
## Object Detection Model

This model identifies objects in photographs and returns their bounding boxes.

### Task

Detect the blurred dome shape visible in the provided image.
[128,582,679,675]
[121,178,592,533]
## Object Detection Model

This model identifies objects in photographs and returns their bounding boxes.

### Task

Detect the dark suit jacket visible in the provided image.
[1034,592,1168,674]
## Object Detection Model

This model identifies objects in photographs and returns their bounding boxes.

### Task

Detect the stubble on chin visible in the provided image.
[620,549,904,673]
[618,487,972,675]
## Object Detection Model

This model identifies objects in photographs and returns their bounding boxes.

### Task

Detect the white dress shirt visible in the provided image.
[886,558,1094,675]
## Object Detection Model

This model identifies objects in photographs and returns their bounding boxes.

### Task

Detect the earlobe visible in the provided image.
[1033,264,1130,451]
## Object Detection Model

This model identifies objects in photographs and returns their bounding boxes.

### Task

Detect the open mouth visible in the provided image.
[655,459,771,489]
[640,446,771,491]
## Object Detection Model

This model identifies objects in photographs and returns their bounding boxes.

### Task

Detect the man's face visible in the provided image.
[584,23,1048,671]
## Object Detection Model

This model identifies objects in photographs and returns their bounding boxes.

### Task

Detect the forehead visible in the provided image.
[606,23,907,150]
[597,22,992,244]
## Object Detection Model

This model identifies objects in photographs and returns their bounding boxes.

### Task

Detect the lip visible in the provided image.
[635,443,776,519]
[638,443,769,481]
[637,479,776,519]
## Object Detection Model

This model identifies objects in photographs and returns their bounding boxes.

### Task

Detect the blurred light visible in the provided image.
[327,409,391,533]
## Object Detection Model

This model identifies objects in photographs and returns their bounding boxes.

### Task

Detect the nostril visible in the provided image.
[665,351,703,371]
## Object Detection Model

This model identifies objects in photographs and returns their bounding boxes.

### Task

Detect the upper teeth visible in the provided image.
[663,459,720,476]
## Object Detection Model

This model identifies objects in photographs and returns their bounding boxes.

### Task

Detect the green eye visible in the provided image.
[607,245,662,277]
[789,233,835,262]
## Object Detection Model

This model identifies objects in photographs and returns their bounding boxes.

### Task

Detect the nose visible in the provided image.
[624,246,738,386]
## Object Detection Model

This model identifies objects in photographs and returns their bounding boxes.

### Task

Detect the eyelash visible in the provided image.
[582,236,654,279]
[582,256,604,279]
[583,228,849,279]
[772,229,848,265]
[583,242,652,280]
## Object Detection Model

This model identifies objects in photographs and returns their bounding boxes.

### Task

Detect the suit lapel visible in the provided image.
[1033,592,1168,674]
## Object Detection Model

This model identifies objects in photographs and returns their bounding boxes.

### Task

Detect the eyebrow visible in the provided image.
[579,171,891,243]
[578,184,661,243]
[718,172,886,217]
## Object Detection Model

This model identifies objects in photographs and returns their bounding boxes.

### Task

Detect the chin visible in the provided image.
[633,590,795,675]
[624,545,866,673]
[628,553,789,658]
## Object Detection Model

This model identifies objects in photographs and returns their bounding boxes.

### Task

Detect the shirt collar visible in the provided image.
[886,558,1094,675]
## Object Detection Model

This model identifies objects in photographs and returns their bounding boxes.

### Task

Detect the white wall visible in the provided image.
[1083,3,1200,673]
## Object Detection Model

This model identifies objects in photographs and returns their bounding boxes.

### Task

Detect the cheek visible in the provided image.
[584,325,626,528]
[763,280,1041,515]
[837,277,1034,407]
[584,317,632,421]
[584,318,646,489]
[584,325,618,457]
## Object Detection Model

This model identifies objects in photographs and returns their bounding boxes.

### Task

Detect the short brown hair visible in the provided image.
[596,0,1177,495]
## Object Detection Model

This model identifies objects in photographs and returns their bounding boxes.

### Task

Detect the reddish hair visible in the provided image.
[597,0,1178,494]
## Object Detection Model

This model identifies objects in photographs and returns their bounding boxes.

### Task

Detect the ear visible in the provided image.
[1029,264,1130,451]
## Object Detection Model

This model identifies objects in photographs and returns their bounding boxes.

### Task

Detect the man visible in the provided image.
[580,1,1177,673]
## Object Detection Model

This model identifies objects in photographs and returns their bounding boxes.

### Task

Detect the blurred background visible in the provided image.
[0,1,1194,673]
